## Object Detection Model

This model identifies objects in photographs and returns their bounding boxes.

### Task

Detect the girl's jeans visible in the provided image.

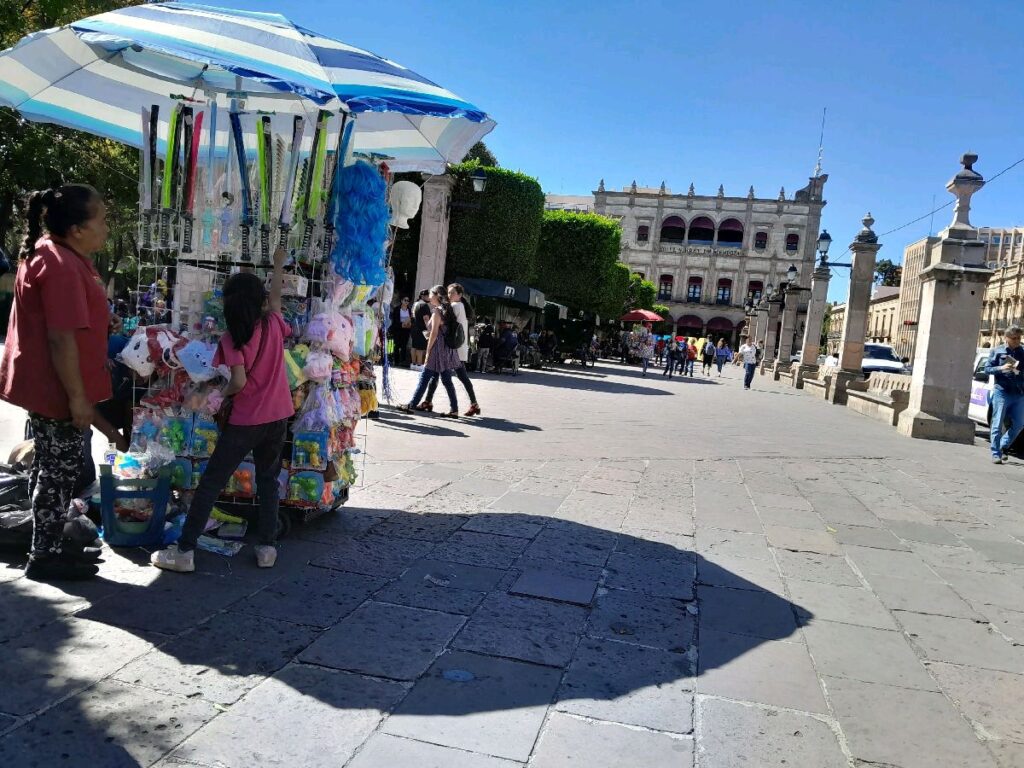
[409,367,457,411]
[179,418,288,552]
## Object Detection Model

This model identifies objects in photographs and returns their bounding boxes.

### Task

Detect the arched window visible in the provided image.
[786,233,800,252]
[689,216,715,246]
[716,278,733,305]
[660,216,685,244]
[718,218,743,248]
[658,274,674,301]
[754,231,768,250]
[687,276,703,302]
[747,280,763,303]
[637,225,650,243]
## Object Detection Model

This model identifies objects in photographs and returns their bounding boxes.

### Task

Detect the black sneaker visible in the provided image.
[25,558,98,581]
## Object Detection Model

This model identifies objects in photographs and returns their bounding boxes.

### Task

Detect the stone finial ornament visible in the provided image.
[688,183,695,197]
[598,179,605,192]
[747,186,755,199]
[630,180,638,193]
[659,181,666,194]
[946,152,984,233]
[778,187,786,201]
[717,185,725,198]
[855,212,878,244]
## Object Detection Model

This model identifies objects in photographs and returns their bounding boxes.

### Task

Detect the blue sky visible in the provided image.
[241,0,1024,300]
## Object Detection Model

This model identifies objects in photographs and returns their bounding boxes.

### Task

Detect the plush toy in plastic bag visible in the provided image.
[329,160,389,286]
[177,340,220,383]
[303,313,330,344]
[303,349,333,383]
[119,329,156,377]
[284,346,309,390]
[325,310,354,360]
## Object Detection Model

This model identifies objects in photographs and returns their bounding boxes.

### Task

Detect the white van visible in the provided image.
[969,349,992,426]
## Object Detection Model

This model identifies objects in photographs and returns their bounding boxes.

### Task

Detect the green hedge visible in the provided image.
[535,210,623,314]
[446,162,544,285]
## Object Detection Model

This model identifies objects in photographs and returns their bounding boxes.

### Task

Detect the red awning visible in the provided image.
[706,317,734,331]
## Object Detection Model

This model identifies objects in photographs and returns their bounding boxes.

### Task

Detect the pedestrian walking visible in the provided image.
[0,185,128,582]
[398,285,460,417]
[390,296,412,367]
[152,245,293,573]
[662,339,679,378]
[409,289,431,367]
[738,336,758,389]
[638,323,654,376]
[654,337,666,366]
[423,283,481,416]
[986,325,1024,464]
[702,338,716,376]
[715,339,730,376]
[684,339,697,376]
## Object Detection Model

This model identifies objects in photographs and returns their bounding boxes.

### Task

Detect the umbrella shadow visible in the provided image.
[0,511,811,765]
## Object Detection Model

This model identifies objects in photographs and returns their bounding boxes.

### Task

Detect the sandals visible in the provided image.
[397,404,412,413]
[464,404,481,417]
[414,401,433,412]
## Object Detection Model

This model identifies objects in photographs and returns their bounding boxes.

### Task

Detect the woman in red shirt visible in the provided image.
[0,185,125,582]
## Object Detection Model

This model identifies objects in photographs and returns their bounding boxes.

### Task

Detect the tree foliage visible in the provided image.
[446,161,544,285]
[874,258,902,286]
[624,272,657,314]
[0,0,143,290]
[599,261,631,320]
[464,141,497,167]
[534,210,622,315]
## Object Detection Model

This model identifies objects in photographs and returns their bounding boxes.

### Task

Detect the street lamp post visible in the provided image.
[792,230,835,388]
[772,263,804,380]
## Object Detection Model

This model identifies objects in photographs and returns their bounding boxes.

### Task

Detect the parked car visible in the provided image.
[969,349,992,426]
[819,344,910,378]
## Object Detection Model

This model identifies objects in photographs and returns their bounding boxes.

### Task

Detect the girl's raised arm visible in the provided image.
[269,245,286,313]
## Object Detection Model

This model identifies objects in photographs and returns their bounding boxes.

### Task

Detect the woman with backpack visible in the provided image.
[398,284,460,418]
[151,245,293,573]
[702,338,717,376]
[421,283,481,415]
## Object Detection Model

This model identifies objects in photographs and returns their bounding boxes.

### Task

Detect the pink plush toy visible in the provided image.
[325,310,354,360]
[303,349,333,382]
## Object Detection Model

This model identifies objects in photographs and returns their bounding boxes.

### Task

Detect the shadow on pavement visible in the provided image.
[0,510,811,765]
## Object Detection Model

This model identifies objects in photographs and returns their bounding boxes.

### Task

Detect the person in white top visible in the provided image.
[738,336,759,390]
[424,282,481,415]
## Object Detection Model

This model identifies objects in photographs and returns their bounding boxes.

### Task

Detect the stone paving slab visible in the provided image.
[697,629,827,713]
[826,676,1000,768]
[530,712,693,768]
[347,734,522,768]
[167,663,406,768]
[773,549,862,586]
[896,610,1024,674]
[696,697,848,768]
[697,585,799,640]
[382,650,561,762]
[587,589,695,651]
[787,579,898,630]
[231,566,385,628]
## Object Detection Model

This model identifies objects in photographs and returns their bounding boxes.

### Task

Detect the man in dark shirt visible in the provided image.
[985,325,1024,464]
[410,289,431,367]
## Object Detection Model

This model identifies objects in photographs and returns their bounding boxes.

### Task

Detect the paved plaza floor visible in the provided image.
[2,360,1024,767]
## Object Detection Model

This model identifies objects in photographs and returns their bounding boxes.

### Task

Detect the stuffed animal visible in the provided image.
[119,329,156,377]
[177,340,219,383]
[303,349,333,383]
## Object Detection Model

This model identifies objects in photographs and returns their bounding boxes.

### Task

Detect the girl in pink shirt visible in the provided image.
[152,247,293,572]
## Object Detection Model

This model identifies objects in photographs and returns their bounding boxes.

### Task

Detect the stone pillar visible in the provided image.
[414,175,455,295]
[753,303,768,347]
[760,296,782,372]
[897,153,993,442]
[772,285,802,379]
[792,263,832,388]
[827,214,881,404]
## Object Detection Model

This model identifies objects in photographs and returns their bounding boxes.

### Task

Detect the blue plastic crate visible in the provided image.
[99,464,171,548]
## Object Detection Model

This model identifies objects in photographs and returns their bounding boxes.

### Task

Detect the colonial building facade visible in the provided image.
[594,176,827,349]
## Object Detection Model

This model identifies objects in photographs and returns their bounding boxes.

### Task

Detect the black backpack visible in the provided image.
[443,304,465,349]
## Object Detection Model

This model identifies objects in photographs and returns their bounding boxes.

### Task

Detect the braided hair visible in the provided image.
[19,184,100,261]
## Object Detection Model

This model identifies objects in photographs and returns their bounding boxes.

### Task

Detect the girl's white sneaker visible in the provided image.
[255,545,278,568]
[150,545,195,573]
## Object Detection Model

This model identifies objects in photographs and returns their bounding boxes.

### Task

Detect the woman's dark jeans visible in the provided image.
[426,363,477,405]
[408,367,457,411]
[179,418,288,552]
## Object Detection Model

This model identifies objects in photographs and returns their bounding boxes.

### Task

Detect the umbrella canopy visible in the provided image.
[0,2,494,171]
[620,309,664,323]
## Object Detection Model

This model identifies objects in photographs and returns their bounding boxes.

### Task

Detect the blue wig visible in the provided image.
[329,160,389,286]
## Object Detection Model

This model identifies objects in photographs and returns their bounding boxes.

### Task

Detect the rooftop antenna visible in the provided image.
[813,107,826,178]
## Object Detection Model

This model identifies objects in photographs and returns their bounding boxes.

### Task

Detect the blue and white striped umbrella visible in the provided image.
[0,2,494,171]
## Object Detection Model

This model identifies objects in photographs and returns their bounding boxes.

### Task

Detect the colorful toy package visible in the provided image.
[168,458,193,490]
[191,415,219,458]
[159,415,193,456]
[227,461,256,497]
[288,471,324,507]
[292,430,329,471]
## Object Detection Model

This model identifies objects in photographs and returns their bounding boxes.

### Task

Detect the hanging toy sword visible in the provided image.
[322,112,352,259]
[256,114,274,264]
[277,115,304,253]
[159,102,184,249]
[297,110,330,264]
[181,108,204,253]
[229,110,254,262]
[140,106,156,250]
